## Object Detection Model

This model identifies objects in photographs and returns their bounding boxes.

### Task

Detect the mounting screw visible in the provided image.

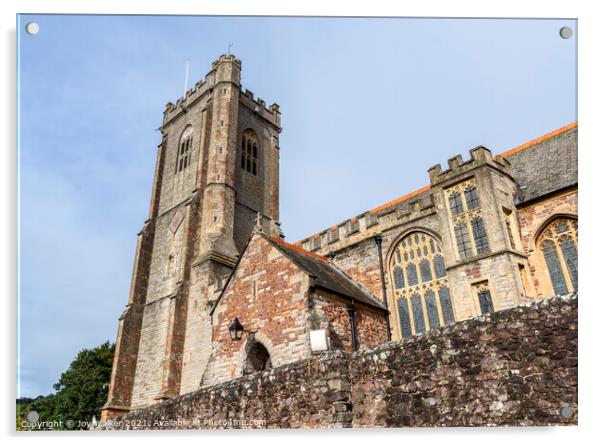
[559,26,573,39]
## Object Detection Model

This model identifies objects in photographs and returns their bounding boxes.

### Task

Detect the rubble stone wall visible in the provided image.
[108,294,577,429]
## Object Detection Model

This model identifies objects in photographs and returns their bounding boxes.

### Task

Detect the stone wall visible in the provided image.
[106,294,577,429]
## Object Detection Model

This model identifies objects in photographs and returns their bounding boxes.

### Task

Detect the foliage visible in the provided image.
[17,341,114,431]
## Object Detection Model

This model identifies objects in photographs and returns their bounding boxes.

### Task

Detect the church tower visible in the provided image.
[102,54,282,420]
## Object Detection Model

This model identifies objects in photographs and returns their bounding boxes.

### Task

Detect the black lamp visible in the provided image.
[229,318,244,341]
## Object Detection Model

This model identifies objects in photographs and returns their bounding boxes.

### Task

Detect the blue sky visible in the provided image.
[17,15,576,397]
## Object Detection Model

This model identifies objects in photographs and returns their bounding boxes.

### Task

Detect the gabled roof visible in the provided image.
[210,231,388,316]
[264,234,388,312]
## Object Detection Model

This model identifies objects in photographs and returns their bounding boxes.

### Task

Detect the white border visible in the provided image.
[3,1,599,443]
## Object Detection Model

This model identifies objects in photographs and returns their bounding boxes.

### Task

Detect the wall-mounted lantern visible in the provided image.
[229,318,245,341]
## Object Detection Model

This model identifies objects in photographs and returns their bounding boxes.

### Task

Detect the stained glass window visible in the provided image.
[397,298,412,338]
[537,218,577,295]
[434,255,446,278]
[477,288,494,314]
[425,290,440,330]
[407,263,418,286]
[542,240,568,295]
[411,293,426,334]
[389,231,452,339]
[449,192,464,215]
[419,259,432,283]
[439,287,455,325]
[394,267,405,289]
[471,217,490,254]
[455,223,473,258]
[559,236,578,291]
[464,186,480,210]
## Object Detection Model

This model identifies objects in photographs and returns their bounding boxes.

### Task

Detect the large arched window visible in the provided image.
[389,231,455,339]
[176,126,193,174]
[537,217,578,295]
[241,129,259,176]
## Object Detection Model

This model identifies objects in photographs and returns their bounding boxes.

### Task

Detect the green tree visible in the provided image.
[17,341,114,431]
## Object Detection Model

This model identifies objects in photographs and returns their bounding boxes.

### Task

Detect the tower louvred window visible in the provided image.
[176,126,193,174]
[241,129,259,176]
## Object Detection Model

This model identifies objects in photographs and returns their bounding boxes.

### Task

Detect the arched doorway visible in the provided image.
[243,341,272,375]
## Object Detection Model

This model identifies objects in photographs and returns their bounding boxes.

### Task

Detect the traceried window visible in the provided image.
[454,222,473,259]
[241,129,259,175]
[449,192,464,215]
[464,186,480,210]
[434,255,446,278]
[445,179,490,260]
[393,267,404,289]
[537,217,578,295]
[438,286,455,325]
[470,216,490,254]
[176,126,193,173]
[389,231,455,339]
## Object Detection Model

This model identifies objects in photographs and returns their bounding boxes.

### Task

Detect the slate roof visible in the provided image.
[501,123,577,203]
[264,234,388,312]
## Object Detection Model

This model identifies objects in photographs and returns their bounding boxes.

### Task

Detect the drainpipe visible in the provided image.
[347,300,357,352]
[374,234,392,341]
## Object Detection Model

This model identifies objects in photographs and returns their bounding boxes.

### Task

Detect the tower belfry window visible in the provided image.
[241,129,259,176]
[176,126,194,174]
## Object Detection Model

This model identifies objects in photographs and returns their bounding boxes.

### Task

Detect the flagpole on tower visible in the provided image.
[183,59,190,97]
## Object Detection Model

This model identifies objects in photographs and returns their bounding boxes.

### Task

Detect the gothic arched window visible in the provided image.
[389,231,455,339]
[537,217,578,295]
[446,179,490,260]
[241,129,259,176]
[176,126,193,173]
[449,192,464,215]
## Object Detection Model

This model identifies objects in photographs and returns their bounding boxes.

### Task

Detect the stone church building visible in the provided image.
[101,55,578,420]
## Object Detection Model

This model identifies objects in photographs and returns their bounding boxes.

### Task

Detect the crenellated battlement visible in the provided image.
[162,54,281,129]
[428,145,512,185]
[296,187,435,255]
[239,89,281,129]
[295,142,523,256]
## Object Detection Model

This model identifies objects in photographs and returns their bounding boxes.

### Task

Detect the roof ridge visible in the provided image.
[498,121,577,158]
[294,122,577,245]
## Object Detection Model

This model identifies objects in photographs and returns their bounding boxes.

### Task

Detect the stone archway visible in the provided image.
[243,341,272,375]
